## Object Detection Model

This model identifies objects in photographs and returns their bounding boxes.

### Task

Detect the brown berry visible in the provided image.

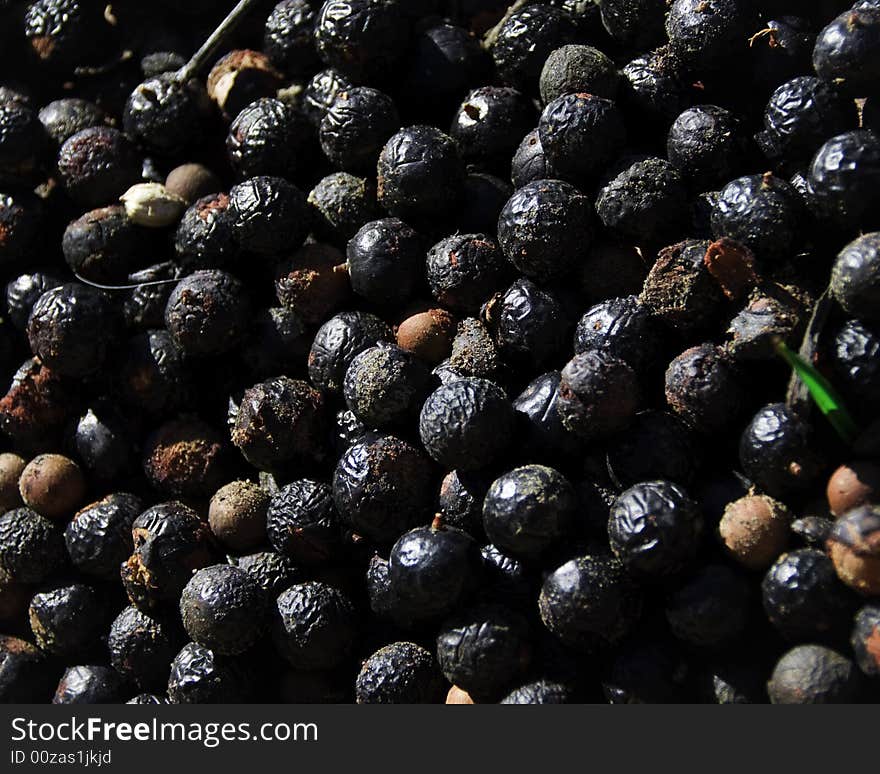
[827,461,880,518]
[207,50,282,119]
[18,454,86,521]
[208,480,270,553]
[827,505,880,597]
[0,453,26,512]
[396,308,456,365]
[165,163,222,205]
[719,494,791,570]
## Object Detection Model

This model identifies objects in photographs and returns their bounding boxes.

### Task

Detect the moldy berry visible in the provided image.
[332,434,435,543]
[307,172,380,246]
[208,480,269,554]
[768,644,861,703]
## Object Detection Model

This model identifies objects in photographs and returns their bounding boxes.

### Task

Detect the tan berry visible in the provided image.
[396,308,456,365]
[827,461,880,517]
[208,480,269,553]
[18,454,86,521]
[719,494,790,570]
[827,505,880,596]
[0,453,27,512]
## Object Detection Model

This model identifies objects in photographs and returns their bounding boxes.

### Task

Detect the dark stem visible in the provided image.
[175,0,263,83]
[786,284,833,415]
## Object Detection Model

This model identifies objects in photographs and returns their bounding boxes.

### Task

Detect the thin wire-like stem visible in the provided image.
[175,0,263,83]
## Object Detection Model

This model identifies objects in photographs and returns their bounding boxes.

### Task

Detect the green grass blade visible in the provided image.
[775,340,859,444]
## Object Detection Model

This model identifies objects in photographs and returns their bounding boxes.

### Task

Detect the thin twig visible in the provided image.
[175,0,263,83]
[74,272,180,291]
[482,0,531,50]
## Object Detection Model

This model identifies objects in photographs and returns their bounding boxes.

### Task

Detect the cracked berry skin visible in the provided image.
[483,279,567,369]
[557,350,640,442]
[377,125,465,229]
[0,192,44,267]
[124,73,208,157]
[64,493,143,580]
[762,549,859,645]
[512,372,582,462]
[121,501,219,612]
[263,0,320,77]
[53,665,126,705]
[0,636,55,703]
[851,604,880,678]
[574,295,661,375]
[621,46,694,129]
[756,77,858,169]
[227,97,311,181]
[63,205,152,284]
[6,271,63,330]
[739,403,824,499]
[808,129,880,231]
[606,411,697,490]
[180,564,267,656]
[426,233,509,316]
[302,68,354,127]
[665,344,745,434]
[539,555,642,651]
[236,551,300,599]
[229,176,309,256]
[609,480,704,579]
[491,3,578,94]
[540,44,621,104]
[830,232,880,323]
[538,94,626,186]
[667,105,748,190]
[419,377,516,472]
[482,465,577,560]
[27,283,115,378]
[0,508,65,584]
[346,218,423,308]
[389,521,482,623]
[343,343,433,429]
[308,311,392,394]
[28,583,108,658]
[320,87,399,174]
[272,581,356,671]
[333,434,435,543]
[0,98,49,187]
[38,98,109,147]
[109,605,180,691]
[164,270,250,358]
[314,0,410,84]
[665,564,750,648]
[596,157,689,246]
[437,603,531,700]
[813,7,880,98]
[768,644,862,704]
[231,376,327,472]
[450,86,535,171]
[665,0,757,72]
[500,678,573,704]
[57,126,141,209]
[497,179,593,284]
[267,479,340,566]
[308,172,380,246]
[831,319,880,408]
[174,193,238,272]
[710,173,803,264]
[356,641,445,704]
[167,642,254,703]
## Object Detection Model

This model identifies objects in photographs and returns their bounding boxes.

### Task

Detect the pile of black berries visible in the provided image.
[0,0,879,706]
